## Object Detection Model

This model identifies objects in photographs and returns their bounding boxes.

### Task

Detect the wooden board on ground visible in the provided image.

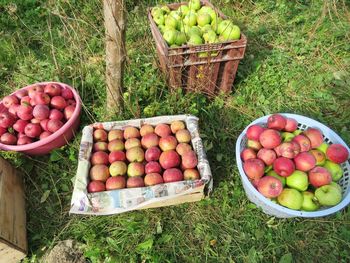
[0,157,27,263]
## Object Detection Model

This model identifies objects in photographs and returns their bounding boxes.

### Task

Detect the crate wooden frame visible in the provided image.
[148,0,247,96]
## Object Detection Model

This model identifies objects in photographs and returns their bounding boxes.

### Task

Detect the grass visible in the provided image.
[1,0,350,262]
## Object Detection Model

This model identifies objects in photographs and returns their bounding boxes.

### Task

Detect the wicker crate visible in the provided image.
[148,0,247,96]
[0,157,27,263]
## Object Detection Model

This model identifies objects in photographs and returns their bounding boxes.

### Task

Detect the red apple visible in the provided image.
[0,133,17,145]
[108,129,124,141]
[159,135,177,151]
[61,88,74,99]
[31,118,41,124]
[145,146,161,162]
[284,118,298,132]
[28,85,43,98]
[93,142,108,152]
[259,129,282,149]
[181,150,198,169]
[145,161,162,174]
[108,139,125,152]
[292,135,311,152]
[127,177,145,188]
[17,135,33,145]
[175,129,191,143]
[17,104,33,121]
[303,128,323,148]
[144,173,164,186]
[20,96,31,105]
[0,111,16,128]
[126,146,144,162]
[123,126,140,139]
[159,150,180,169]
[66,99,76,107]
[13,119,28,133]
[183,169,200,180]
[106,176,126,190]
[2,95,19,108]
[109,151,126,163]
[39,131,52,139]
[310,149,326,166]
[246,124,265,141]
[50,96,67,110]
[176,143,192,156]
[90,164,110,182]
[91,151,109,165]
[257,176,283,198]
[47,119,63,133]
[87,180,106,193]
[49,109,64,120]
[154,123,171,138]
[141,133,159,149]
[308,166,332,187]
[8,104,19,117]
[33,92,50,105]
[243,158,265,180]
[0,127,6,137]
[163,168,184,183]
[40,119,50,131]
[33,105,50,120]
[267,114,287,130]
[44,83,61,97]
[125,138,141,150]
[247,140,262,151]
[279,142,300,159]
[241,148,257,162]
[15,89,28,100]
[326,144,349,164]
[24,123,42,138]
[257,148,276,165]
[94,129,108,142]
[170,121,185,134]
[64,105,75,120]
[127,162,145,177]
[140,124,154,137]
[294,152,316,172]
[273,157,295,177]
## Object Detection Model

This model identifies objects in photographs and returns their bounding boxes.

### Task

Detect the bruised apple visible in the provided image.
[243,158,265,180]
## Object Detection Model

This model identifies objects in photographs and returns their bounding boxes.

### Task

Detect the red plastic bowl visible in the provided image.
[0,82,82,155]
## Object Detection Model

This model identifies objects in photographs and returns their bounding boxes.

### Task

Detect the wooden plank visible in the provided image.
[0,157,27,262]
[0,238,26,263]
[140,191,204,210]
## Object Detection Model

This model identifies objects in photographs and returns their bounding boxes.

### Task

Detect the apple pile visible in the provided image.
[0,84,76,145]
[241,114,349,211]
[87,121,200,193]
[151,0,240,47]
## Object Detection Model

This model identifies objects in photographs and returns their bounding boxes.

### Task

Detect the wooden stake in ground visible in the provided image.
[104,0,126,114]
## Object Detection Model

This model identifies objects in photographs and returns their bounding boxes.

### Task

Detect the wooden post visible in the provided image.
[104,0,126,114]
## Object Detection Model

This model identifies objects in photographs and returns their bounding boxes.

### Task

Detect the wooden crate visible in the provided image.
[148,0,247,96]
[0,157,27,263]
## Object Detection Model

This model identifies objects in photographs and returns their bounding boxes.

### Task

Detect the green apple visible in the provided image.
[178,5,189,17]
[188,0,201,11]
[165,15,178,29]
[197,13,212,27]
[286,170,308,191]
[301,191,320,211]
[203,30,217,43]
[270,198,278,204]
[169,11,181,21]
[317,142,329,154]
[267,170,286,186]
[152,7,164,18]
[315,184,342,206]
[277,188,304,210]
[198,52,209,58]
[153,15,165,26]
[175,31,187,46]
[161,5,171,14]
[200,24,213,33]
[158,24,165,33]
[323,160,343,181]
[282,132,295,142]
[265,165,273,173]
[330,181,342,192]
[197,6,212,15]
[188,34,203,45]
[211,16,222,32]
[217,20,233,34]
[180,24,191,34]
[163,29,177,45]
[188,26,202,37]
[220,25,240,41]
[293,129,303,136]
[170,44,180,48]
[183,13,197,26]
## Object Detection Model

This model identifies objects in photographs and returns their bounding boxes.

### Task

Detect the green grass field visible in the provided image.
[1,0,350,262]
